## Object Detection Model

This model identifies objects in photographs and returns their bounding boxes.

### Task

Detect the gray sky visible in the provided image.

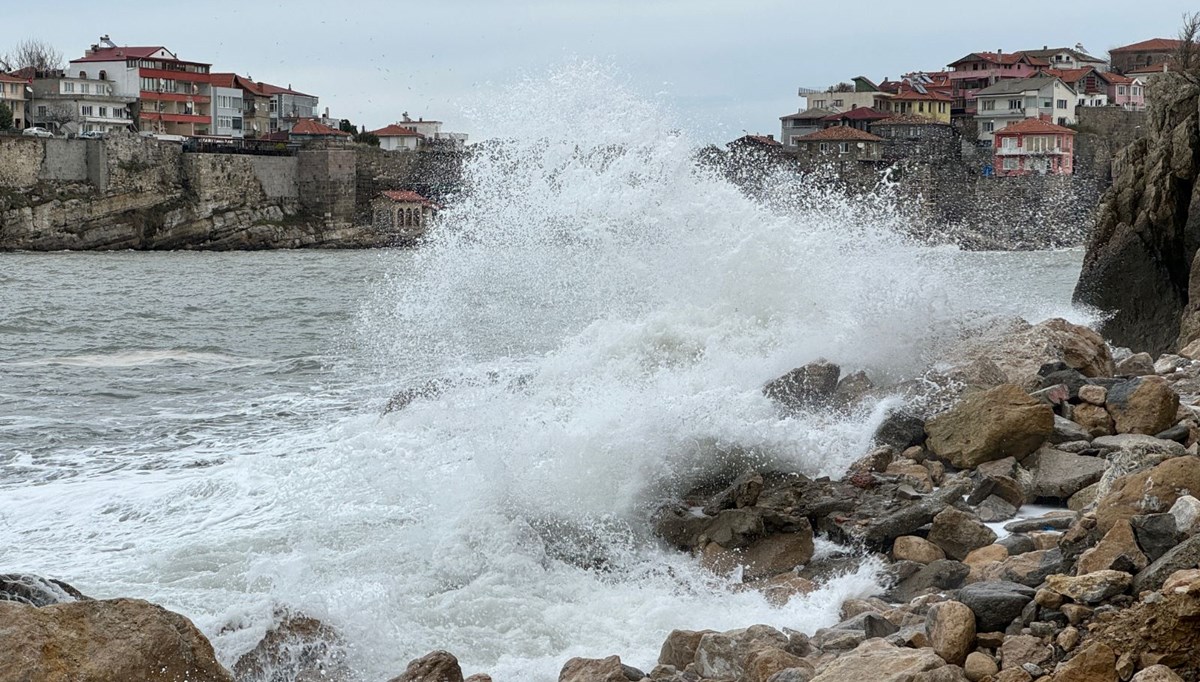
[8,0,1193,143]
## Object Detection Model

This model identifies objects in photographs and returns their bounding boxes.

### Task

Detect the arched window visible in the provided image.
[79,71,87,79]
[99,70,107,80]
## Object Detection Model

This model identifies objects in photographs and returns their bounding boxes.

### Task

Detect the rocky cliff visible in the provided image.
[1074,72,1200,355]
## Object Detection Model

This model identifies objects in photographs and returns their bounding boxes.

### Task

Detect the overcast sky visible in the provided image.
[7,1,1193,143]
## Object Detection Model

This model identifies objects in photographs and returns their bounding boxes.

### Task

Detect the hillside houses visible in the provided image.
[772,34,1172,177]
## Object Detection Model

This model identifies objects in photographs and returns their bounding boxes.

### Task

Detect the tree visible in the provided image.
[3,39,63,73]
[338,119,355,134]
[1176,11,1200,75]
[353,131,380,146]
[0,102,12,130]
[36,103,80,131]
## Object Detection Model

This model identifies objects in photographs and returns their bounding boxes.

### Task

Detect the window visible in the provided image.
[99,107,108,118]
[63,82,75,93]
[232,118,243,130]
[1118,86,1127,95]
[1004,157,1019,170]
[80,83,90,94]
[918,102,925,113]
[1056,99,1067,109]
[1001,136,1017,149]
[982,99,996,111]
[1008,99,1022,110]
[140,77,157,92]
[36,105,46,118]
[80,105,94,116]
[813,99,825,108]
[1042,100,1052,109]
[982,121,995,132]
[819,142,829,153]
[1133,86,1142,96]
[838,142,850,153]
[832,99,844,108]
[99,70,107,80]
[1079,99,1085,106]
[1058,117,1068,126]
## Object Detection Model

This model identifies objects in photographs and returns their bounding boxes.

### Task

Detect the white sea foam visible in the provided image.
[0,62,1094,682]
[8,349,264,368]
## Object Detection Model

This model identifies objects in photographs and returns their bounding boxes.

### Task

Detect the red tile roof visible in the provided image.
[370,124,425,137]
[994,118,1076,136]
[949,52,1046,67]
[822,107,892,121]
[1040,67,1094,83]
[380,190,440,208]
[0,72,29,84]
[1111,38,1182,53]
[208,72,238,88]
[797,126,883,142]
[258,82,315,98]
[1094,71,1135,85]
[891,88,953,101]
[289,119,350,136]
[72,45,209,67]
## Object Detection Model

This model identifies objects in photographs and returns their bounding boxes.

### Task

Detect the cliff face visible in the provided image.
[1073,72,1200,355]
[0,134,457,251]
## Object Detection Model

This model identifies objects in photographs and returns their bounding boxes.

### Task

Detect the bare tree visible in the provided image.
[35,103,80,132]
[3,39,64,73]
[1176,12,1200,76]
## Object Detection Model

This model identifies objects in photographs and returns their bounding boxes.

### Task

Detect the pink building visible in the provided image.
[992,118,1076,177]
[1102,72,1145,110]
[947,51,1047,115]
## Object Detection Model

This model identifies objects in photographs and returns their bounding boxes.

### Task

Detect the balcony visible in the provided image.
[995,147,1066,156]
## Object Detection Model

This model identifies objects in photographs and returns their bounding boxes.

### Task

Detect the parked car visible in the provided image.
[22,127,53,138]
[77,131,105,140]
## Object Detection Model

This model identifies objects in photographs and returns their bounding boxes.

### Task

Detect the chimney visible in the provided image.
[1043,45,1048,50]
[86,44,98,57]
[767,134,774,140]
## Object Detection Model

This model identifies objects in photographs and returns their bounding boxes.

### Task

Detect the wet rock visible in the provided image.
[1076,519,1149,575]
[657,629,714,669]
[997,548,1064,587]
[1095,456,1200,532]
[764,360,841,411]
[0,597,234,682]
[1068,483,1099,512]
[744,648,813,682]
[974,318,1115,388]
[977,496,1019,523]
[1003,513,1077,533]
[963,652,998,682]
[926,600,975,666]
[1131,513,1183,562]
[702,471,765,515]
[384,379,449,413]
[558,655,640,682]
[926,384,1054,469]
[464,675,493,682]
[695,625,788,679]
[1156,423,1192,444]
[706,508,764,549]
[1116,353,1157,377]
[808,639,945,682]
[1132,535,1200,593]
[928,507,997,561]
[1106,377,1181,435]
[1093,435,1187,499]
[391,651,464,682]
[912,666,969,682]
[1169,494,1200,534]
[997,534,1035,556]
[844,478,974,546]
[1024,447,1108,499]
[0,574,88,607]
[1070,403,1115,438]
[833,371,874,409]
[1040,369,1090,398]
[233,611,348,682]
[887,560,970,603]
[754,574,818,607]
[999,634,1052,671]
[1155,354,1189,374]
[1046,570,1133,603]
[874,410,927,450]
[957,581,1037,632]
[738,528,816,581]
[893,536,946,564]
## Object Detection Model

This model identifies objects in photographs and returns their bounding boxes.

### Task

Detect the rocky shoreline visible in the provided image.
[10,317,1200,682]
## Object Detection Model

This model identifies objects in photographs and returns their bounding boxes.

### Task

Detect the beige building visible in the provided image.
[0,72,29,128]
[372,190,439,239]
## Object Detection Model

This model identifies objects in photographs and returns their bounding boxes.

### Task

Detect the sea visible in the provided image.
[0,65,1094,681]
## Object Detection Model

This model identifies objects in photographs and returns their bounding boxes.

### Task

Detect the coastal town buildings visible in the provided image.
[792,126,883,166]
[991,118,1076,176]
[1019,46,1107,71]
[0,72,30,128]
[821,107,891,131]
[264,83,318,133]
[802,77,892,113]
[286,118,349,144]
[210,83,244,138]
[973,75,1078,145]
[1109,38,1182,75]
[371,123,425,151]
[371,190,439,238]
[779,108,834,147]
[946,51,1044,115]
[29,70,135,133]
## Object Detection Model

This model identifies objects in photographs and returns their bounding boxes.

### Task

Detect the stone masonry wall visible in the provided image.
[0,136,44,188]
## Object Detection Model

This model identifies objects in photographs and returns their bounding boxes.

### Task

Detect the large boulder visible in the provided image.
[558,656,640,682]
[657,629,714,669]
[925,601,975,666]
[234,611,348,682]
[1132,534,1200,593]
[1045,570,1133,604]
[1051,641,1117,682]
[391,651,464,682]
[1105,377,1180,435]
[1095,456,1200,532]
[956,581,1036,632]
[0,597,234,682]
[809,639,945,682]
[1024,447,1108,499]
[0,574,88,607]
[927,507,997,561]
[926,384,1054,469]
[1076,519,1149,575]
[764,360,841,411]
[1073,72,1200,356]
[963,319,1116,389]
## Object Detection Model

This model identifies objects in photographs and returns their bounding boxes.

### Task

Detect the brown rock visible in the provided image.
[926,384,1054,469]
[1076,519,1149,575]
[1071,403,1115,438]
[963,651,997,682]
[886,461,935,492]
[740,526,816,581]
[464,676,492,682]
[755,574,818,607]
[1131,665,1185,681]
[764,360,841,411]
[1051,642,1116,682]
[1060,603,1093,625]
[894,536,947,564]
[744,648,813,682]
[1095,456,1200,532]
[558,656,631,682]
[994,670,1033,682]
[1046,570,1132,604]
[0,598,234,682]
[657,629,714,669]
[1162,568,1200,593]
[925,600,975,666]
[808,639,945,682]
[1056,626,1080,652]
[1079,384,1108,406]
[965,544,1009,567]
[391,651,464,682]
[999,634,1052,671]
[232,611,347,682]
[928,507,998,561]
[1106,377,1180,435]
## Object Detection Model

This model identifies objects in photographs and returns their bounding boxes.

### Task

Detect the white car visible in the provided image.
[22,127,53,138]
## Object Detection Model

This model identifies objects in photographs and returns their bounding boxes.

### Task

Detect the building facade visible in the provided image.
[371,123,425,151]
[792,126,883,166]
[70,38,212,136]
[30,72,136,133]
[210,85,244,138]
[946,52,1045,115]
[0,72,29,128]
[991,118,1075,176]
[779,108,834,147]
[372,190,438,238]
[973,75,1078,146]
[1019,46,1107,71]
[1110,39,1181,75]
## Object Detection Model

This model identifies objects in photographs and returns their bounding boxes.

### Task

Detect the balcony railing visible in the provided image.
[995,147,1065,156]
